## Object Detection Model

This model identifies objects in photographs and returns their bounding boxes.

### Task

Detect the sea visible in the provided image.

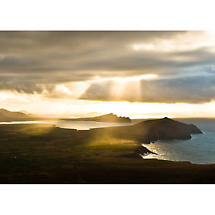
[142,118,215,164]
[1,118,215,164]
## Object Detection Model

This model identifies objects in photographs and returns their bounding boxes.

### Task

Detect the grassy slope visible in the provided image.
[0,124,215,183]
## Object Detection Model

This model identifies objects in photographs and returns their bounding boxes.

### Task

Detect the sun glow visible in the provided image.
[97,101,215,119]
[132,31,215,53]
[1,89,215,118]
[1,74,215,119]
[91,74,158,101]
[93,74,158,82]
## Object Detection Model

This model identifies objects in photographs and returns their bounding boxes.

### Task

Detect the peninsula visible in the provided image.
[89,117,202,144]
[62,113,131,123]
[0,116,207,183]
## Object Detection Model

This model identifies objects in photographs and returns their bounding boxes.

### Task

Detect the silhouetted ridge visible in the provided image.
[133,117,202,143]
[91,117,202,144]
[63,113,131,123]
[93,113,131,122]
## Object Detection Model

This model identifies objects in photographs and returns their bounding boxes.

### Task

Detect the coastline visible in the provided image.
[0,123,215,183]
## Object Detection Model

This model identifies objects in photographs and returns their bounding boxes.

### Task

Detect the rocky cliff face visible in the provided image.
[132,117,202,143]
[90,117,202,144]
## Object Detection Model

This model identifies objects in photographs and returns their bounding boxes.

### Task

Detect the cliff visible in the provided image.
[132,117,202,143]
[90,117,202,144]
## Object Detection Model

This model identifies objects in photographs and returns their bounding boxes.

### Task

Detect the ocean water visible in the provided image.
[142,118,215,164]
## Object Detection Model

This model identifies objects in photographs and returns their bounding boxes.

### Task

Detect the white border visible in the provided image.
[0,185,214,215]
[0,0,215,30]
[1,0,215,214]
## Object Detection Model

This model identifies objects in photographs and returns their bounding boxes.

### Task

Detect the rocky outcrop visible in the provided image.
[132,117,202,144]
[91,117,202,144]
[119,145,157,158]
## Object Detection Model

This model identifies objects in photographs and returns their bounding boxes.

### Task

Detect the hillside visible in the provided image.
[0,120,208,183]
[63,113,131,123]
[0,108,32,121]
[90,117,202,144]
[91,113,131,122]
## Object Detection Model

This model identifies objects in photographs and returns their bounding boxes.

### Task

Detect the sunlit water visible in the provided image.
[142,119,215,164]
[0,121,49,125]
[0,120,132,130]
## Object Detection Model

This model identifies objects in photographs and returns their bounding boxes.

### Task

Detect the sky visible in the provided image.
[1,31,215,118]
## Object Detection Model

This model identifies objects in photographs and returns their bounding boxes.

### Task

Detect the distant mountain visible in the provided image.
[91,113,131,123]
[63,113,131,123]
[90,117,202,143]
[0,108,32,122]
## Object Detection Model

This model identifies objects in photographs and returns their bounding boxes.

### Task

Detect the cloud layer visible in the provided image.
[0,31,215,103]
[81,74,215,103]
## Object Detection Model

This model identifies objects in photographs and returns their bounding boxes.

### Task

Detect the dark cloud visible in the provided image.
[81,75,215,103]
[0,31,215,103]
[0,31,186,75]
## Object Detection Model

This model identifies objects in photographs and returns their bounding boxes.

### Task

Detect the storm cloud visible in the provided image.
[0,31,215,103]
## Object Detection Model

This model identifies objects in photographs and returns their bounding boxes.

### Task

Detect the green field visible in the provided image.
[0,124,215,183]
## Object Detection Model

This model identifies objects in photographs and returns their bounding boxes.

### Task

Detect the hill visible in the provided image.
[0,119,208,183]
[90,117,202,144]
[91,113,131,123]
[0,108,32,121]
[63,113,131,123]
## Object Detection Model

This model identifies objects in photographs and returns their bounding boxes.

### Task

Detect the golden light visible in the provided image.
[132,31,215,53]
[96,101,215,119]
[117,74,158,82]
[1,74,215,119]
[1,89,215,119]
[92,74,158,82]
[51,82,89,99]
[55,85,73,96]
[132,43,155,51]
[92,74,158,101]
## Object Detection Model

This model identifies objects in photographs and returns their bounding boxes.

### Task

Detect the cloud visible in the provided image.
[81,74,215,103]
[0,31,215,104]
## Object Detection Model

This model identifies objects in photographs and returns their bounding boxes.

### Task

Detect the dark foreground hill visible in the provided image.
[0,118,206,183]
